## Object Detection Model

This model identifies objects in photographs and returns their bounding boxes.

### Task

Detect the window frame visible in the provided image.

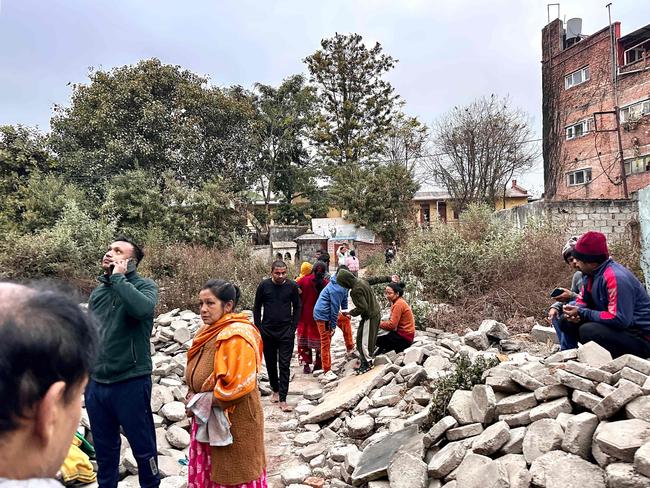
[564,66,590,89]
[624,155,650,175]
[620,98,650,122]
[565,119,591,140]
[566,167,593,186]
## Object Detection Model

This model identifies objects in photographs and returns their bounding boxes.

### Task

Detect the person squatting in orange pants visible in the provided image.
[315,313,355,372]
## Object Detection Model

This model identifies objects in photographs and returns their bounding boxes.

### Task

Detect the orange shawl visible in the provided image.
[188,312,263,403]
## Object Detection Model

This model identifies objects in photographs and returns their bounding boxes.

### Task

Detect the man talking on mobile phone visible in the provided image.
[85,237,160,488]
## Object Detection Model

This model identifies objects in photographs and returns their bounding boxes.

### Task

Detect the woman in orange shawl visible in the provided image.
[185,279,266,488]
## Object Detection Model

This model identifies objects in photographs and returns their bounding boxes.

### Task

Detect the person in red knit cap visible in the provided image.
[562,231,650,358]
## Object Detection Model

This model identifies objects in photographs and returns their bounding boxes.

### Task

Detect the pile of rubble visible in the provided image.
[80,307,650,488]
[279,320,650,488]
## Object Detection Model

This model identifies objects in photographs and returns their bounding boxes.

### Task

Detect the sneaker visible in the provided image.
[322,370,338,382]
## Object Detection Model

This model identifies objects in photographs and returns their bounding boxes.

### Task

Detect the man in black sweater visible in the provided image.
[254,260,301,412]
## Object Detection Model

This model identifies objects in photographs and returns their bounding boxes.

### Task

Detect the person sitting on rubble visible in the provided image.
[560,231,650,358]
[376,282,415,354]
[547,236,583,350]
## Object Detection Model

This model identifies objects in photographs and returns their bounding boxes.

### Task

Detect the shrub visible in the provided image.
[140,233,268,313]
[427,353,500,426]
[369,205,573,332]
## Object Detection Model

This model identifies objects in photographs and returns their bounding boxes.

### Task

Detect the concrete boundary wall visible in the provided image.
[496,198,638,241]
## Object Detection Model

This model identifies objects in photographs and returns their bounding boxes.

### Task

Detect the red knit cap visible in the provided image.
[573,231,609,263]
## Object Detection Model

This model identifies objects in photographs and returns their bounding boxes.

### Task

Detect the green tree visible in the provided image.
[50,58,257,197]
[329,162,418,242]
[251,75,322,226]
[0,125,55,231]
[305,33,399,168]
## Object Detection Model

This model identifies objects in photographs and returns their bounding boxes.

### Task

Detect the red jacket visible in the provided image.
[297,274,329,329]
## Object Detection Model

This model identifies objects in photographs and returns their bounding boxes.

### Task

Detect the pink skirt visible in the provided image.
[188,421,267,488]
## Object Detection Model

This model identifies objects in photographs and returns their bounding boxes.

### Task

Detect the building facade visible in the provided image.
[542,17,650,201]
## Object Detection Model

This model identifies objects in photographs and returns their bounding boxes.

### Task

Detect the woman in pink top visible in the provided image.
[345,250,360,277]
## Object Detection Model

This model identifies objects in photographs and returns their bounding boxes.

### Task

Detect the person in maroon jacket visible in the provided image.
[296,261,328,373]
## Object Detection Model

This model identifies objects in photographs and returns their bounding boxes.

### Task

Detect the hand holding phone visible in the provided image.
[550,287,564,298]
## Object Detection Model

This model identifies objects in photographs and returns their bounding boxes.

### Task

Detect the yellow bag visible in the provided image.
[59,436,97,485]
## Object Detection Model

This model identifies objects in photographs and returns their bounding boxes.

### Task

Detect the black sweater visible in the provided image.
[253,278,301,334]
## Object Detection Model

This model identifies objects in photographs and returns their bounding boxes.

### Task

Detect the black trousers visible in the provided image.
[376,330,412,354]
[260,326,295,402]
[85,376,159,488]
[579,322,650,359]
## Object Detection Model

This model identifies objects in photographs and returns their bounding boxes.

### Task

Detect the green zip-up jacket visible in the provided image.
[89,270,158,383]
[336,269,387,320]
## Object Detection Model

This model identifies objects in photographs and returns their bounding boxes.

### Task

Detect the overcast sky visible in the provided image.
[2,0,649,195]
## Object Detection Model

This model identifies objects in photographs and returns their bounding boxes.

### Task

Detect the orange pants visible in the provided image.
[316,313,355,372]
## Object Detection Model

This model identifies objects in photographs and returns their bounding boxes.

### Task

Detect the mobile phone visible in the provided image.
[126,258,137,273]
[550,287,564,298]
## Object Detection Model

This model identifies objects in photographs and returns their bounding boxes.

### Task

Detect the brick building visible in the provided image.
[542,17,650,200]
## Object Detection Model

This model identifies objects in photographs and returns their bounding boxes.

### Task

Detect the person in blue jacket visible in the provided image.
[562,231,650,358]
[313,268,353,380]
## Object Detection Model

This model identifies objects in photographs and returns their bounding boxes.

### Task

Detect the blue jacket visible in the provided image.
[576,259,650,332]
[313,273,349,329]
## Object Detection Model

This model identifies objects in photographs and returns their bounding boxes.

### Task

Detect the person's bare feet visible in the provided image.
[271,392,279,403]
[279,401,293,412]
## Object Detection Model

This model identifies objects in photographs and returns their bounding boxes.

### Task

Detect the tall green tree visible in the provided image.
[304,33,399,168]
[50,58,257,197]
[252,75,324,226]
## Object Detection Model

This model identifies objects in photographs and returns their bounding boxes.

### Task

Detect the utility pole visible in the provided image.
[607,3,629,198]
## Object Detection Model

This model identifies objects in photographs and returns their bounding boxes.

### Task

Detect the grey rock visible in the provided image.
[500,426,526,455]
[529,450,606,487]
[620,367,649,387]
[446,423,484,441]
[151,385,175,413]
[495,392,537,415]
[123,448,138,474]
[472,421,510,456]
[564,360,613,384]
[592,422,618,468]
[279,419,300,431]
[635,442,650,478]
[605,462,650,488]
[522,419,564,464]
[545,349,578,364]
[595,419,650,462]
[387,451,428,488]
[423,355,451,374]
[464,331,489,351]
[576,341,612,368]
[510,369,544,391]
[562,412,599,459]
[495,453,531,488]
[165,425,190,449]
[485,375,521,394]
[597,382,617,397]
[478,319,510,341]
[403,346,425,365]
[555,369,597,393]
[528,397,572,422]
[593,381,643,419]
[427,441,468,478]
[572,390,603,410]
[159,476,187,488]
[470,384,496,424]
[157,456,182,477]
[535,384,569,402]
[347,415,375,438]
[159,401,186,422]
[352,425,420,484]
[302,365,387,424]
[601,355,650,375]
[498,410,532,428]
[294,431,320,447]
[530,324,559,344]
[424,416,458,447]
[299,443,327,462]
[173,327,191,344]
[304,388,324,401]
[281,464,311,485]
[447,390,475,425]
[454,453,509,488]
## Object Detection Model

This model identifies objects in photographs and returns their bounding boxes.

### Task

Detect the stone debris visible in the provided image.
[74,305,650,487]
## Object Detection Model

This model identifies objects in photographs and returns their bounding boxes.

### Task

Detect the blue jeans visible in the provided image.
[552,315,580,350]
[86,376,160,488]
